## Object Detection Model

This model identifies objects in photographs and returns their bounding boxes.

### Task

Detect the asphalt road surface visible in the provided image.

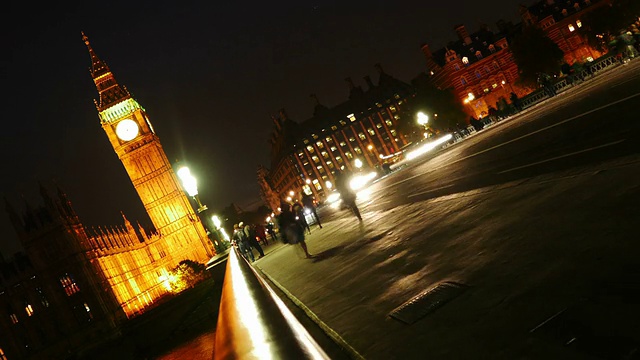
[256,60,640,360]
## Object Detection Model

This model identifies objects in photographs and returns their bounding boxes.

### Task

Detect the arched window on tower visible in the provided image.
[460,77,468,86]
[475,50,483,59]
[462,57,469,65]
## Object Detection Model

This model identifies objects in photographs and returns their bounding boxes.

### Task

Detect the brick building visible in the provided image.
[422,0,609,119]
[262,65,414,206]
[422,23,526,119]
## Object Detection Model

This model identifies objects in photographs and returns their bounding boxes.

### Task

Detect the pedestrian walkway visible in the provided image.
[253,154,640,359]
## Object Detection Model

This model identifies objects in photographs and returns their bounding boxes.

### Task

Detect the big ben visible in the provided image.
[82,32,215,262]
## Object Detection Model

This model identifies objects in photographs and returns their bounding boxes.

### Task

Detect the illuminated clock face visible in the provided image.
[115,119,139,141]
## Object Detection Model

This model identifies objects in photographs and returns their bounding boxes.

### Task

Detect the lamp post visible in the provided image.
[177,166,225,253]
[417,112,432,139]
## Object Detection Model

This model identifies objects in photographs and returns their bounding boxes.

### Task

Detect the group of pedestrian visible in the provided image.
[231,222,265,262]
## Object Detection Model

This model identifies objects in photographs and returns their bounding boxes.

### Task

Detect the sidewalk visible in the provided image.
[252,154,640,359]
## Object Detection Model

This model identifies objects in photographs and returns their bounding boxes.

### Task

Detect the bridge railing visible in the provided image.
[213,246,330,360]
[520,53,620,110]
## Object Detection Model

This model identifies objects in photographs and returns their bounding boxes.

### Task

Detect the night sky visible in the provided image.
[2,1,532,256]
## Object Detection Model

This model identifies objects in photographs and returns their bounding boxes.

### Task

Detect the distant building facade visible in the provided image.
[422,0,609,119]
[520,0,609,64]
[0,34,215,359]
[422,23,527,120]
[262,65,414,204]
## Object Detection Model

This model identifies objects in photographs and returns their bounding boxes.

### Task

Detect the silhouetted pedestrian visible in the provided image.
[301,193,322,229]
[277,203,313,258]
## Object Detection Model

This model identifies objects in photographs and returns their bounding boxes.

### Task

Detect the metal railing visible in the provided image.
[520,53,620,110]
[213,247,330,360]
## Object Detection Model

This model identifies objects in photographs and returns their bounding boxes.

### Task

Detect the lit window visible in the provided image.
[484,88,490,93]
[576,20,582,28]
[0,347,6,360]
[358,133,366,140]
[321,151,329,158]
[462,57,469,64]
[330,146,337,151]
[389,106,397,112]
[476,50,483,59]
[331,125,338,131]
[568,24,575,32]
[349,137,355,142]
[339,120,346,126]
[385,120,393,126]
[326,137,332,142]
[312,156,319,163]
[25,304,34,316]
[368,129,375,136]
[339,141,347,146]
[376,123,382,128]
[316,142,324,148]
[391,130,397,136]
[60,274,80,296]
[10,314,18,324]
[492,83,498,88]
[306,146,314,152]
[303,139,309,144]
[311,134,318,139]
[347,114,356,122]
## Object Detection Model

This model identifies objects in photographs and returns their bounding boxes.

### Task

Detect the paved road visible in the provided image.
[252,60,640,360]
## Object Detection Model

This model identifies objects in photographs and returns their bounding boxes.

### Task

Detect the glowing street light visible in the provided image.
[417,112,429,126]
[211,215,221,229]
[354,158,363,169]
[177,166,207,213]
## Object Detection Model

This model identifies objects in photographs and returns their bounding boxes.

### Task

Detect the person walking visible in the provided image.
[243,222,265,259]
[334,169,362,221]
[292,200,311,234]
[232,223,254,262]
[301,192,322,229]
[266,222,277,242]
[255,223,268,246]
[277,202,313,258]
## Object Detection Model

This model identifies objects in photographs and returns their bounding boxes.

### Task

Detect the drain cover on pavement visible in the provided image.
[389,281,468,324]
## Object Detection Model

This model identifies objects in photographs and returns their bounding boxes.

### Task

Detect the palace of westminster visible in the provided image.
[0,0,606,358]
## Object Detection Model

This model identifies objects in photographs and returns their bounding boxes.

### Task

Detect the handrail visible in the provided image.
[214,247,330,360]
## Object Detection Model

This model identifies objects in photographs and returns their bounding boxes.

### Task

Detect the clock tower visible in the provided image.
[82,33,215,262]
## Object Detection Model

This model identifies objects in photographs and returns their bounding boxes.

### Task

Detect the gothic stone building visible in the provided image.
[0,34,215,359]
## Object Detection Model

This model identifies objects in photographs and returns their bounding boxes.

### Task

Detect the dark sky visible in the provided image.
[1,1,532,256]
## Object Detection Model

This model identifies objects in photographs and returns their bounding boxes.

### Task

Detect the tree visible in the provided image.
[170,260,209,292]
[510,26,565,88]
[581,0,640,52]
[409,73,468,132]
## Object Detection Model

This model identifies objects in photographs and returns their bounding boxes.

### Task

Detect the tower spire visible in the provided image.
[81,32,131,112]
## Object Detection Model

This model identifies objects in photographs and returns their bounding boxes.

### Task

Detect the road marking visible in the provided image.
[497,139,626,174]
[408,184,454,198]
[380,92,639,190]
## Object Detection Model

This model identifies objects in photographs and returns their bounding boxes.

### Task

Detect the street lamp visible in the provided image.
[417,112,429,127]
[177,166,207,213]
[354,158,363,169]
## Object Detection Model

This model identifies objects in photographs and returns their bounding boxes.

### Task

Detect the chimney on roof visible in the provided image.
[310,94,320,106]
[454,24,472,45]
[345,77,355,90]
[363,76,374,90]
[421,43,432,58]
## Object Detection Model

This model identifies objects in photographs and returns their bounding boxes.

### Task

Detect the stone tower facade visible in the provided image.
[82,33,214,263]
